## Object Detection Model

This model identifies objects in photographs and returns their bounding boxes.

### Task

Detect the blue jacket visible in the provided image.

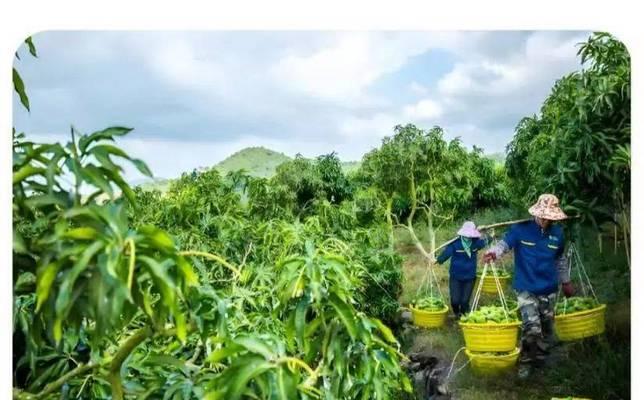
[436,237,487,280]
[503,220,565,295]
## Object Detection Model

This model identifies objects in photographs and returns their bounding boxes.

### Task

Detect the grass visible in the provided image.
[395,207,630,400]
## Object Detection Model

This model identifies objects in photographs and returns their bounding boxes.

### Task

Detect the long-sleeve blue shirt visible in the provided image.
[492,220,566,295]
[436,237,487,280]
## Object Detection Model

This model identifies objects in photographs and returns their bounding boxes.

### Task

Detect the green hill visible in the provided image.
[215,147,291,178]
[215,147,360,177]
[133,146,361,192]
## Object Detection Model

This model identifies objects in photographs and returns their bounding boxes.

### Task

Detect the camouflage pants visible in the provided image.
[517,291,556,365]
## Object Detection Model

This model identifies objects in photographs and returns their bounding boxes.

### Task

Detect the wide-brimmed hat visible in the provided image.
[457,221,481,238]
[528,194,568,221]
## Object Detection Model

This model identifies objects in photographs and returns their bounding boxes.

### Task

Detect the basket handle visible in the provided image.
[416,261,446,303]
[471,261,511,320]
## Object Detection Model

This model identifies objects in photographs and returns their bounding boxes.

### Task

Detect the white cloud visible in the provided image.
[409,81,429,95]
[270,32,466,104]
[15,30,591,176]
[148,40,224,90]
[403,99,443,120]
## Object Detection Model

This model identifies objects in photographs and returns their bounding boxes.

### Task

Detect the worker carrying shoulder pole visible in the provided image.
[483,193,574,379]
[435,221,489,319]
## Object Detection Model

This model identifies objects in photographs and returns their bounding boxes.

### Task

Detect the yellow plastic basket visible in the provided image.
[410,305,449,328]
[555,304,606,341]
[459,320,521,352]
[466,347,520,375]
[476,274,511,295]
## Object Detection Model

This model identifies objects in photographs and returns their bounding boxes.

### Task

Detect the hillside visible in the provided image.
[215,147,360,177]
[133,147,361,192]
[215,147,291,178]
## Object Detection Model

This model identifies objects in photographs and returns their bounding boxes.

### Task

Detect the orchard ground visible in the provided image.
[395,208,630,400]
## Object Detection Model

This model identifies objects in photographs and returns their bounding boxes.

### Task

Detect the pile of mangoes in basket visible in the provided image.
[412,296,445,311]
[554,296,599,316]
[459,305,519,324]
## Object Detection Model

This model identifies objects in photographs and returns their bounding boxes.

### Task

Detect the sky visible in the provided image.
[13,31,590,182]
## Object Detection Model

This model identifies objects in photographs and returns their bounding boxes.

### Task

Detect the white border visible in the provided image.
[1,0,640,398]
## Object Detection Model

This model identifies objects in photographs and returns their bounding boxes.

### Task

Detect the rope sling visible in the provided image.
[415,259,446,303]
[558,241,599,313]
[470,234,512,320]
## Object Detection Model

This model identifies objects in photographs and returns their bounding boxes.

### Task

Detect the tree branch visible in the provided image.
[179,250,240,276]
[108,326,154,400]
[14,362,103,400]
[13,323,192,400]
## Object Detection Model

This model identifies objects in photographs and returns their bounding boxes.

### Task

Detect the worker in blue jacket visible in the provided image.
[483,194,574,379]
[436,221,487,318]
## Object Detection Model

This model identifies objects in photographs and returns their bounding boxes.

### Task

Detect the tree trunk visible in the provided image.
[386,197,394,251]
[427,208,436,256]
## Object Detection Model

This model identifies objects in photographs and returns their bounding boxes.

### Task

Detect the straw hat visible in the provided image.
[528,194,568,221]
[457,221,481,238]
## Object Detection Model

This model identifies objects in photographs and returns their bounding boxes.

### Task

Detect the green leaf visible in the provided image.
[234,336,276,360]
[64,227,99,240]
[25,37,37,57]
[145,355,187,371]
[55,241,104,318]
[36,262,61,312]
[139,256,176,286]
[101,167,136,205]
[295,297,308,349]
[276,368,297,400]
[176,256,199,287]
[401,374,413,393]
[91,147,121,173]
[174,310,187,343]
[81,165,114,198]
[13,164,45,184]
[372,318,397,344]
[328,293,358,340]
[132,158,153,178]
[89,144,131,159]
[206,344,244,363]
[79,127,132,153]
[138,256,178,312]
[225,357,274,400]
[23,193,70,209]
[13,68,30,111]
[139,225,175,251]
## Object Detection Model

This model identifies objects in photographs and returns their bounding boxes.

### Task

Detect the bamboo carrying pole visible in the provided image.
[429,216,581,258]
[429,218,533,257]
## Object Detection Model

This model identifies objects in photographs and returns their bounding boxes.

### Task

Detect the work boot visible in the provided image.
[518,363,532,380]
[533,338,549,368]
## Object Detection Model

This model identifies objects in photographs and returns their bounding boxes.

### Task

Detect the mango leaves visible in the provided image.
[506,32,630,227]
[32,202,198,344]
[14,125,411,399]
[275,242,410,399]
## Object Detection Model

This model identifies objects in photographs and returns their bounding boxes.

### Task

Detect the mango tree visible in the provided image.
[506,32,630,264]
[359,124,484,259]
